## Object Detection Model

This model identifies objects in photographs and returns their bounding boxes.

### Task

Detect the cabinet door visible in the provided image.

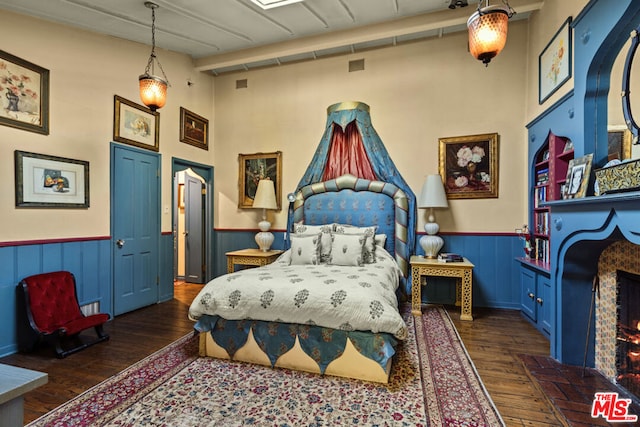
[520,267,537,321]
[539,275,552,335]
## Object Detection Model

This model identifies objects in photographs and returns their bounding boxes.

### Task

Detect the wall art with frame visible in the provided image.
[563,154,592,199]
[15,150,89,208]
[238,151,282,210]
[438,133,499,199]
[539,17,572,104]
[0,50,50,135]
[113,95,159,152]
[180,107,209,150]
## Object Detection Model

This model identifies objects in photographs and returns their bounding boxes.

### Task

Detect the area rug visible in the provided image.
[27,305,503,426]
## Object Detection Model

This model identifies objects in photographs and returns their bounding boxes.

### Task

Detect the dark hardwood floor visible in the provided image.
[2,283,571,426]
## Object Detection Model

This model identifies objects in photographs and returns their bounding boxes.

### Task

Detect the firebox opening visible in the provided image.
[616,269,640,403]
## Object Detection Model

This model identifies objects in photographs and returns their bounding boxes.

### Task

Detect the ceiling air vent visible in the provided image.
[349,59,365,72]
[236,79,248,89]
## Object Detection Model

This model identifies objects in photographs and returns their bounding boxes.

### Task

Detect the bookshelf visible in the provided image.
[531,131,573,267]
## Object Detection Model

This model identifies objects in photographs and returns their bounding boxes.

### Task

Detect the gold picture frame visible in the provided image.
[180,107,209,150]
[607,127,632,161]
[563,154,592,199]
[238,151,282,210]
[438,133,499,199]
[113,95,160,152]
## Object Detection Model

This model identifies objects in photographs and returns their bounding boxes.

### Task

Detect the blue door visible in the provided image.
[111,144,160,315]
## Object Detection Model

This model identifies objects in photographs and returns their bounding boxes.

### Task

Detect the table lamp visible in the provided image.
[418,174,449,258]
[253,179,278,251]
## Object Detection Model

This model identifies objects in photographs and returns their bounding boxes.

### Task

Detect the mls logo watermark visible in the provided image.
[591,392,638,422]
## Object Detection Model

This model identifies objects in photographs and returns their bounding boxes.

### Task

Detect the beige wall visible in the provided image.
[213,21,531,233]
[0,10,214,241]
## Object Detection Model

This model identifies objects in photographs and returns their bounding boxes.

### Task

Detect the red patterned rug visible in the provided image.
[27,305,503,426]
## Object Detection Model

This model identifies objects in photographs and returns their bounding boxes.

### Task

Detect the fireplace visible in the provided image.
[615,270,640,400]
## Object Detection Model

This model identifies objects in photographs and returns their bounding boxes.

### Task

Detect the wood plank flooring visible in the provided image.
[0,283,565,426]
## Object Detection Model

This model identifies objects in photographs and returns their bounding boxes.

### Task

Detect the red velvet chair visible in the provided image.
[17,271,110,358]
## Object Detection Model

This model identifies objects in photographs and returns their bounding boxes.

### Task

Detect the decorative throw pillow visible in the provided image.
[328,233,366,267]
[375,233,387,250]
[334,224,378,264]
[293,223,334,262]
[290,233,322,265]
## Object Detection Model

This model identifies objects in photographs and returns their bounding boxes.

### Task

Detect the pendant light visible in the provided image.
[139,1,170,111]
[467,0,515,66]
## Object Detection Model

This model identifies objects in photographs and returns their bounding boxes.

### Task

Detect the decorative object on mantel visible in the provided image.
[539,17,572,104]
[418,174,448,258]
[253,179,278,251]
[467,0,515,66]
[563,154,592,199]
[139,1,170,111]
[594,158,640,196]
[439,132,499,199]
[0,50,49,135]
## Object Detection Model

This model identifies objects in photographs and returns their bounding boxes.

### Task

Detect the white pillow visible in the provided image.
[290,233,322,265]
[334,224,377,264]
[375,233,387,249]
[293,223,334,262]
[328,233,365,266]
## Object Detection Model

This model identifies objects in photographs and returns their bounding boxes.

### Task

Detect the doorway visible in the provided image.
[172,158,214,284]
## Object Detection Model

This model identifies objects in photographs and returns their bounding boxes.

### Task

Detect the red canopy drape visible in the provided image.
[322,121,376,181]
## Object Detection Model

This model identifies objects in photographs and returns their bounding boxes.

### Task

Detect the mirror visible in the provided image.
[609,31,640,159]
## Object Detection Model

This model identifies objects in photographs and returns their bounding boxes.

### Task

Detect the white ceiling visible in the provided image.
[0,0,543,75]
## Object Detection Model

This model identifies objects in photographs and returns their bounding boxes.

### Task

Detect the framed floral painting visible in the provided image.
[438,133,499,199]
[0,50,50,135]
[539,17,572,104]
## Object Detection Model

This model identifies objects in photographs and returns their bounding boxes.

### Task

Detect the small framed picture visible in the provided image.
[438,133,499,199]
[607,126,632,161]
[564,154,592,199]
[539,17,572,104]
[180,107,209,150]
[238,151,282,210]
[113,95,159,152]
[15,150,89,208]
[0,50,50,135]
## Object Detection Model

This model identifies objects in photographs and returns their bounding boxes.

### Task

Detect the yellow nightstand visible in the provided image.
[226,248,283,273]
[410,255,474,321]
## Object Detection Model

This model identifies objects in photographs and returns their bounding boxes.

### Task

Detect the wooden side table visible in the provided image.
[410,255,474,321]
[226,248,283,273]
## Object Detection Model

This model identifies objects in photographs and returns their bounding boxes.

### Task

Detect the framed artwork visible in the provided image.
[438,133,499,199]
[0,50,50,135]
[563,154,592,199]
[180,107,209,150]
[15,150,89,208]
[539,17,572,104]
[607,127,632,161]
[238,151,282,210]
[113,95,159,152]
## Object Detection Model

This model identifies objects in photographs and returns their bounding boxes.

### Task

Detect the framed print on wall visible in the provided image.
[0,50,50,135]
[238,151,282,210]
[539,17,572,104]
[113,95,159,152]
[438,133,499,199]
[15,150,89,208]
[180,107,209,150]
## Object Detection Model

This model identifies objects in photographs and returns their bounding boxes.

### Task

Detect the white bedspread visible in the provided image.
[188,249,407,339]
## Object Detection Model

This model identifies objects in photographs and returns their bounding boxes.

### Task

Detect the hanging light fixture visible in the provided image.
[467,0,515,66]
[139,1,169,111]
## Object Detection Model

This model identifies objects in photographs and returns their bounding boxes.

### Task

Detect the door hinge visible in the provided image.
[202,188,206,195]
[156,276,159,285]
[157,169,160,178]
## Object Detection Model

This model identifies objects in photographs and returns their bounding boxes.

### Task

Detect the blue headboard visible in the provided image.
[290,174,411,280]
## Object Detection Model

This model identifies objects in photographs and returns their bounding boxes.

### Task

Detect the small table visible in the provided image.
[0,364,48,427]
[410,255,474,321]
[226,248,284,273]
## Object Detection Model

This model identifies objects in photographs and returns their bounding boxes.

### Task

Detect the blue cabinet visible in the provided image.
[519,262,551,338]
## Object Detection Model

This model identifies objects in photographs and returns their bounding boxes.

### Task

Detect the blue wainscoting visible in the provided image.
[0,238,112,357]
[213,229,524,310]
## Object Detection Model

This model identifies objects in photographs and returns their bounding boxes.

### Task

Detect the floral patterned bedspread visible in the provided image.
[188,249,407,339]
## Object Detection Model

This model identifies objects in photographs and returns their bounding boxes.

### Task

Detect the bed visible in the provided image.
[189,174,412,383]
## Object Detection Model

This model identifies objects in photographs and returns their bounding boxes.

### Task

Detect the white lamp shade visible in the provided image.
[253,179,277,209]
[418,175,448,208]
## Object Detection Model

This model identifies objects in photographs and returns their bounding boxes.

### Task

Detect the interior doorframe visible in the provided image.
[171,157,214,283]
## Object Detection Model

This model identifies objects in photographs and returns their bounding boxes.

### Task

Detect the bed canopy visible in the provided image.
[286,101,417,291]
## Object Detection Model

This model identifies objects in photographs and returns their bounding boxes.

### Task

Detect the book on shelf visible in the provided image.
[437,252,464,262]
